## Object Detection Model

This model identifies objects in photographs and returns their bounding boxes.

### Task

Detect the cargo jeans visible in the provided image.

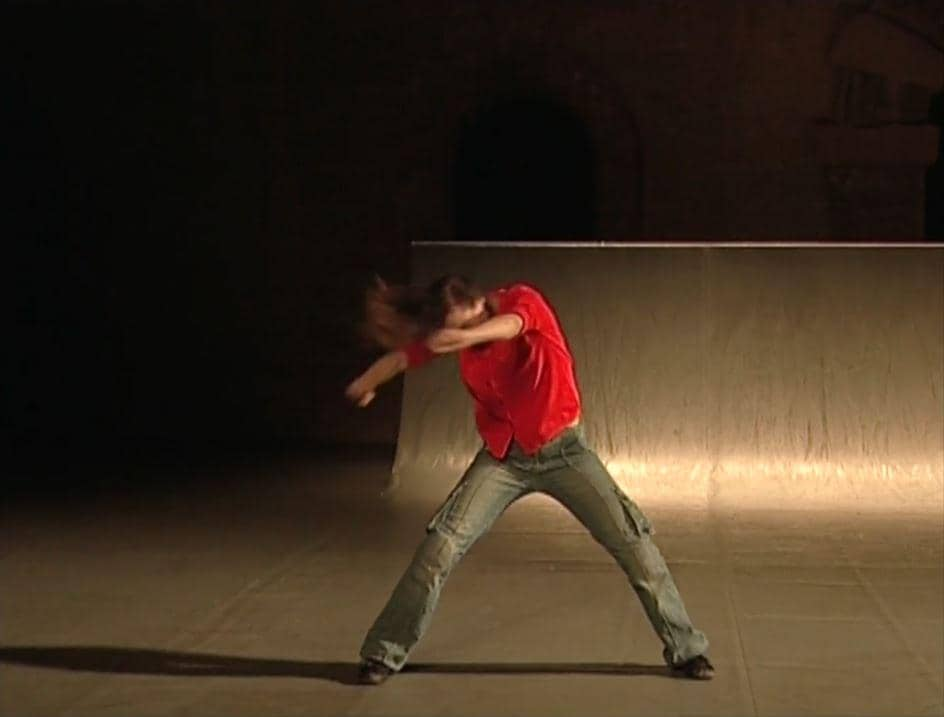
[359,421,710,671]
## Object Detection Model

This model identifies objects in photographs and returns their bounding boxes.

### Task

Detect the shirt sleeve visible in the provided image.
[503,285,550,336]
[401,336,437,369]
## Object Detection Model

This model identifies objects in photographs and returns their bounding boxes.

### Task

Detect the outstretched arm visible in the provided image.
[426,313,524,353]
[345,349,409,407]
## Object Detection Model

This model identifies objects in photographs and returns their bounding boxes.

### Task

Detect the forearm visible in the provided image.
[424,315,524,354]
[359,350,407,388]
[463,314,524,346]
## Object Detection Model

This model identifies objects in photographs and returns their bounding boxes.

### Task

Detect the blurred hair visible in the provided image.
[358,273,484,351]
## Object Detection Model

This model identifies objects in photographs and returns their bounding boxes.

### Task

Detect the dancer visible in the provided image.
[345,274,713,684]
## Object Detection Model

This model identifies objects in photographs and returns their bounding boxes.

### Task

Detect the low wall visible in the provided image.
[390,244,943,515]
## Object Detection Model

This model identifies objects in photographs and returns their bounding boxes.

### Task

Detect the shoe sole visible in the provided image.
[671,663,715,680]
[671,670,713,680]
[358,663,394,685]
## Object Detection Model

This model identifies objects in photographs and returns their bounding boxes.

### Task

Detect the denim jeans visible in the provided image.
[359,421,710,671]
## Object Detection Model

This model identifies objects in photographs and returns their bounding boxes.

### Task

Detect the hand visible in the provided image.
[425,327,468,353]
[345,376,377,407]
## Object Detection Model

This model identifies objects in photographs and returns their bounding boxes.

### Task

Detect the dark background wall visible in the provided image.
[7,1,943,473]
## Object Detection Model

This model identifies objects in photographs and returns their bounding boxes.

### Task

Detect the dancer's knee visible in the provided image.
[411,528,465,583]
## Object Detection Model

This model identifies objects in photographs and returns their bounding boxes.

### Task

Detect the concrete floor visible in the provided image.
[2,449,942,717]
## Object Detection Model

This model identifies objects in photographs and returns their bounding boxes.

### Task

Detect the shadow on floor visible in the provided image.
[0,646,674,685]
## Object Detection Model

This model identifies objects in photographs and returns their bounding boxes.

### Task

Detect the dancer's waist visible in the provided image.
[508,417,584,458]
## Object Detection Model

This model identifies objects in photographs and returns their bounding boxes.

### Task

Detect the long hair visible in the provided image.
[358,273,485,351]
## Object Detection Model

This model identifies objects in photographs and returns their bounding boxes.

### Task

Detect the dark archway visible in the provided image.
[453,96,596,242]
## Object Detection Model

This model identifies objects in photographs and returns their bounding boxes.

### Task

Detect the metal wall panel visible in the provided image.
[389,246,943,514]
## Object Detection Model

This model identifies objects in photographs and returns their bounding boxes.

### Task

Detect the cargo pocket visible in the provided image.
[425,479,468,534]
[613,486,655,539]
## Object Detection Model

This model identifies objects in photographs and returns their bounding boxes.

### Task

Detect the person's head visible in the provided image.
[360,273,491,350]
[432,274,490,329]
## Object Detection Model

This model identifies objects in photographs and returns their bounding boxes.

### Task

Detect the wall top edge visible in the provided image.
[411,241,942,249]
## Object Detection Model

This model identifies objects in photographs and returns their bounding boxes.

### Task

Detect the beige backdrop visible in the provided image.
[389,245,943,515]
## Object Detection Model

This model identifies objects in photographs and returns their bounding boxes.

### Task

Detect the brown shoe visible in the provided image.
[671,654,715,680]
[357,658,395,685]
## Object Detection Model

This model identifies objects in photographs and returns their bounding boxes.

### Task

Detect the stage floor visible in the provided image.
[2,449,942,717]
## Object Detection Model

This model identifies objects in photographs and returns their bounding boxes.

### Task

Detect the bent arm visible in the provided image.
[426,314,524,354]
[467,313,525,344]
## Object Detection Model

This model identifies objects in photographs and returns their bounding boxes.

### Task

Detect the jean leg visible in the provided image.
[359,448,528,671]
[544,438,710,667]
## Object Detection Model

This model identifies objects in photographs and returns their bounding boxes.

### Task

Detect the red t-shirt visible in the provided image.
[401,282,582,460]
